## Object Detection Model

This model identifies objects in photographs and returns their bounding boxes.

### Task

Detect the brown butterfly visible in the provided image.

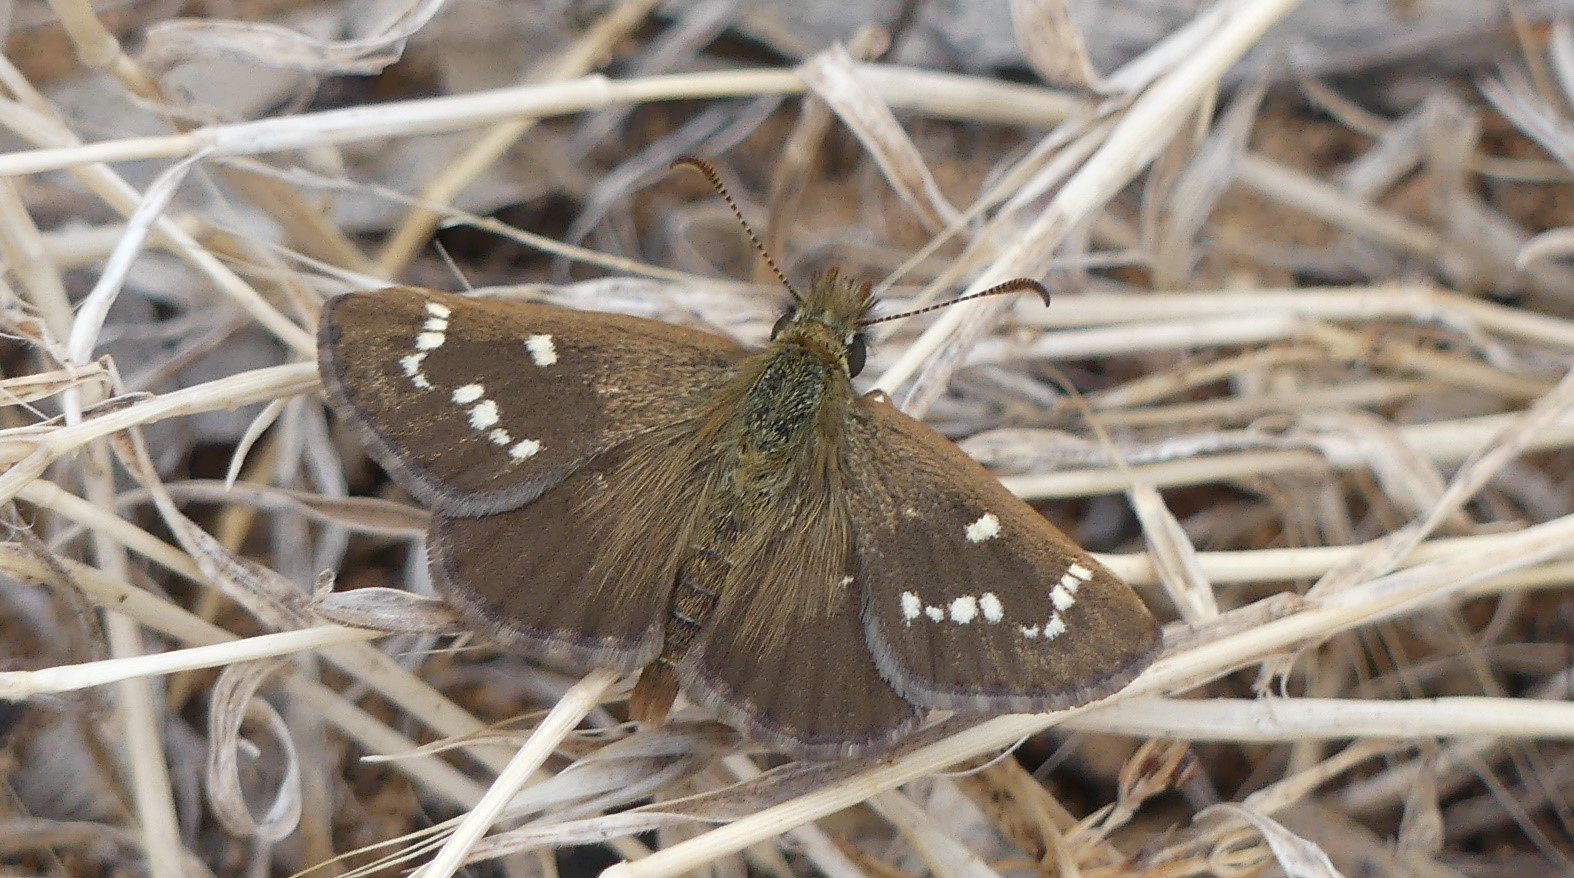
[318,164,1159,759]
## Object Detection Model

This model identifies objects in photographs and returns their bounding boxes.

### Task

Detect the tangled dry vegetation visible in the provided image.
[1,0,1572,876]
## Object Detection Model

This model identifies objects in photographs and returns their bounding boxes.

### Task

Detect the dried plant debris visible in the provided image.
[0,1,1572,877]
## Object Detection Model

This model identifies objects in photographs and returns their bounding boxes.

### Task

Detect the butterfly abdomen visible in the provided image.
[627,483,744,724]
[630,341,850,723]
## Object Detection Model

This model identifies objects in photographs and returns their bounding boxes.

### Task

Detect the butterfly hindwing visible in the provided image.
[659,457,923,758]
[680,573,924,759]
[844,397,1161,713]
[319,287,747,516]
[426,441,687,671]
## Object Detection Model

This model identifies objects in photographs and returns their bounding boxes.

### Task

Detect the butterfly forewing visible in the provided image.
[319,287,746,516]
[845,398,1161,712]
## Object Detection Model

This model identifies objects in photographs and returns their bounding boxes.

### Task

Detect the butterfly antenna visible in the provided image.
[673,156,803,303]
[861,277,1051,326]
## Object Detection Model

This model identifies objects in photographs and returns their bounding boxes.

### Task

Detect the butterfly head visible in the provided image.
[769,268,875,377]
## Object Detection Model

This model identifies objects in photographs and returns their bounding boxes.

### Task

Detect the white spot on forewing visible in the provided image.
[415,331,445,351]
[1042,614,1067,639]
[1050,584,1075,611]
[1020,624,1040,638]
[980,593,1003,623]
[452,384,484,405]
[510,439,542,460]
[423,317,448,331]
[424,301,451,318]
[525,334,558,367]
[948,596,978,624]
[1059,573,1082,594]
[399,354,425,378]
[924,606,944,622]
[900,591,922,621]
[468,399,500,430]
[488,428,512,446]
[410,374,431,389]
[838,575,854,588]
[1068,563,1093,581]
[965,512,1000,543]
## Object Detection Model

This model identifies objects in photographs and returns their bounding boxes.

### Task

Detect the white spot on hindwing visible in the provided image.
[902,591,1006,628]
[468,399,500,430]
[980,593,1003,622]
[1050,584,1075,611]
[510,439,541,460]
[1013,562,1097,641]
[899,563,1094,640]
[966,512,1000,543]
[395,296,546,465]
[525,334,558,367]
[400,353,424,376]
[949,596,978,624]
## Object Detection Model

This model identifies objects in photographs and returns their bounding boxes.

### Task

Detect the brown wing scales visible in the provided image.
[676,547,924,758]
[427,430,717,671]
[319,287,746,516]
[844,395,1160,713]
[324,286,1156,758]
[661,414,924,758]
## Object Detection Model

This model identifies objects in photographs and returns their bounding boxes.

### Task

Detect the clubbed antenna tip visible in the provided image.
[861,277,1051,326]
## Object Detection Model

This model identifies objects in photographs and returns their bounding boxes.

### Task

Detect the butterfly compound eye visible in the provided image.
[770,311,794,339]
[847,335,867,377]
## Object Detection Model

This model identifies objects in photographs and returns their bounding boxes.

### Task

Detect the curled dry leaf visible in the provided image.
[205,658,302,841]
[1518,227,1574,269]
[797,44,959,232]
[311,587,468,635]
[139,0,450,78]
[1008,0,1112,93]
[1198,803,1347,878]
